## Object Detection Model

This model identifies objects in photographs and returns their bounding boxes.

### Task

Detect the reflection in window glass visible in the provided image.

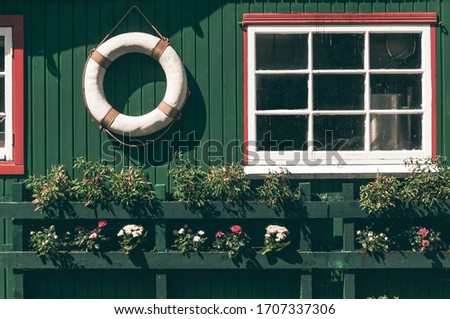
[313,75,364,110]
[370,114,422,151]
[370,74,422,109]
[0,36,4,72]
[313,33,364,69]
[257,74,308,110]
[370,33,421,69]
[313,116,365,151]
[257,115,308,151]
[256,34,308,70]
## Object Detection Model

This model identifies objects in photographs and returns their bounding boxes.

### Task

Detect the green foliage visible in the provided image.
[73,157,114,207]
[110,167,155,207]
[360,156,450,214]
[405,226,445,252]
[206,163,250,202]
[169,153,208,207]
[25,165,81,211]
[256,169,301,209]
[117,224,148,254]
[29,225,69,256]
[172,224,208,253]
[359,175,402,215]
[212,225,251,259]
[262,225,290,255]
[356,226,390,254]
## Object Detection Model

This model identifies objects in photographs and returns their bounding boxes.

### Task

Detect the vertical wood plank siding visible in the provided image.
[0,0,448,299]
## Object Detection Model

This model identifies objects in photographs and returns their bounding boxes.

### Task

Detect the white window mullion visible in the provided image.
[307,31,314,155]
[0,28,12,161]
[364,31,371,153]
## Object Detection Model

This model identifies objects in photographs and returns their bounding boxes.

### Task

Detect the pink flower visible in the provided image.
[230,225,242,234]
[422,240,430,247]
[89,231,98,239]
[215,231,225,238]
[98,220,108,228]
[418,228,429,238]
[222,166,227,173]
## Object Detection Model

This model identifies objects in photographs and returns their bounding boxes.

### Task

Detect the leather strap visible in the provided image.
[91,50,112,69]
[157,101,178,119]
[101,108,120,128]
[151,38,170,60]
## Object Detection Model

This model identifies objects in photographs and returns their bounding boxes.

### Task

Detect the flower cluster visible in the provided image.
[172,224,208,253]
[262,225,290,255]
[213,225,251,259]
[356,226,390,254]
[29,225,68,257]
[72,220,109,252]
[117,224,148,254]
[406,226,444,252]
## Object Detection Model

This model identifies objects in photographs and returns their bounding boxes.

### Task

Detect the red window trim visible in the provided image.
[0,16,24,175]
[243,13,438,165]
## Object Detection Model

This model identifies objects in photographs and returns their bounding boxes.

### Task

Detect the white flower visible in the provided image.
[276,232,286,241]
[54,235,58,240]
[193,235,201,243]
[197,230,205,236]
[264,234,271,239]
[178,228,185,235]
[368,231,374,237]
[44,240,49,244]
[49,225,55,231]
[385,237,389,241]
[380,233,384,237]
[368,237,374,242]
[117,230,124,237]
[30,231,35,235]
[357,230,362,235]
[275,238,281,242]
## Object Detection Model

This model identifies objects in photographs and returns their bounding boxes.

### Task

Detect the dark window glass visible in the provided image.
[256,34,308,70]
[370,33,421,69]
[0,121,4,149]
[0,36,4,72]
[370,114,422,150]
[313,75,364,110]
[313,115,365,151]
[370,74,422,110]
[257,74,308,110]
[0,77,4,113]
[257,115,308,151]
[313,33,364,69]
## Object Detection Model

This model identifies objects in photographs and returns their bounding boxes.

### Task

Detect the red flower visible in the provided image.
[98,220,108,228]
[89,230,98,239]
[230,225,242,234]
[422,240,430,247]
[215,231,225,238]
[418,228,429,238]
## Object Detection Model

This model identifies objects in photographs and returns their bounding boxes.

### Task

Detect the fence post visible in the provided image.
[341,183,356,299]
[298,183,312,298]
[154,184,168,298]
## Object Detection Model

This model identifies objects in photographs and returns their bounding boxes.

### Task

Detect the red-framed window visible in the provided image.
[0,16,24,175]
[242,13,437,177]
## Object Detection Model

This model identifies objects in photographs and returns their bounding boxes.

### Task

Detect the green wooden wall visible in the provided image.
[0,0,449,199]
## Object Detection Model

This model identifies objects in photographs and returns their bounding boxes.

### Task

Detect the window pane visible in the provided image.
[370,74,422,109]
[370,114,422,150]
[257,74,308,110]
[256,34,308,70]
[0,121,4,149]
[370,33,421,69]
[257,115,308,151]
[0,77,4,113]
[0,36,4,72]
[313,115,364,151]
[313,75,364,110]
[313,33,364,69]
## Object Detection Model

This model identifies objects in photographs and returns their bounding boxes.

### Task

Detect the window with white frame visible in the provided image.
[0,27,12,161]
[244,14,436,175]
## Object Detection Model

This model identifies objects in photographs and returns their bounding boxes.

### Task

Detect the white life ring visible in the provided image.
[83,32,188,137]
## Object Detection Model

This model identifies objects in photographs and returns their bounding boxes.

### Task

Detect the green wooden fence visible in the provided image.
[1,183,450,299]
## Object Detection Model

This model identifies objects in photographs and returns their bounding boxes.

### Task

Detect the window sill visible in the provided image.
[244,164,411,179]
[0,162,24,175]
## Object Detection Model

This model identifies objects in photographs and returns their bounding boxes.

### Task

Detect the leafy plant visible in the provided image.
[212,225,251,259]
[172,224,208,253]
[117,224,148,254]
[73,157,114,207]
[359,174,402,215]
[262,225,290,255]
[71,220,110,252]
[205,163,251,202]
[110,167,155,206]
[29,225,69,256]
[256,169,301,209]
[356,226,390,254]
[169,153,208,207]
[405,226,445,252]
[26,165,81,211]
